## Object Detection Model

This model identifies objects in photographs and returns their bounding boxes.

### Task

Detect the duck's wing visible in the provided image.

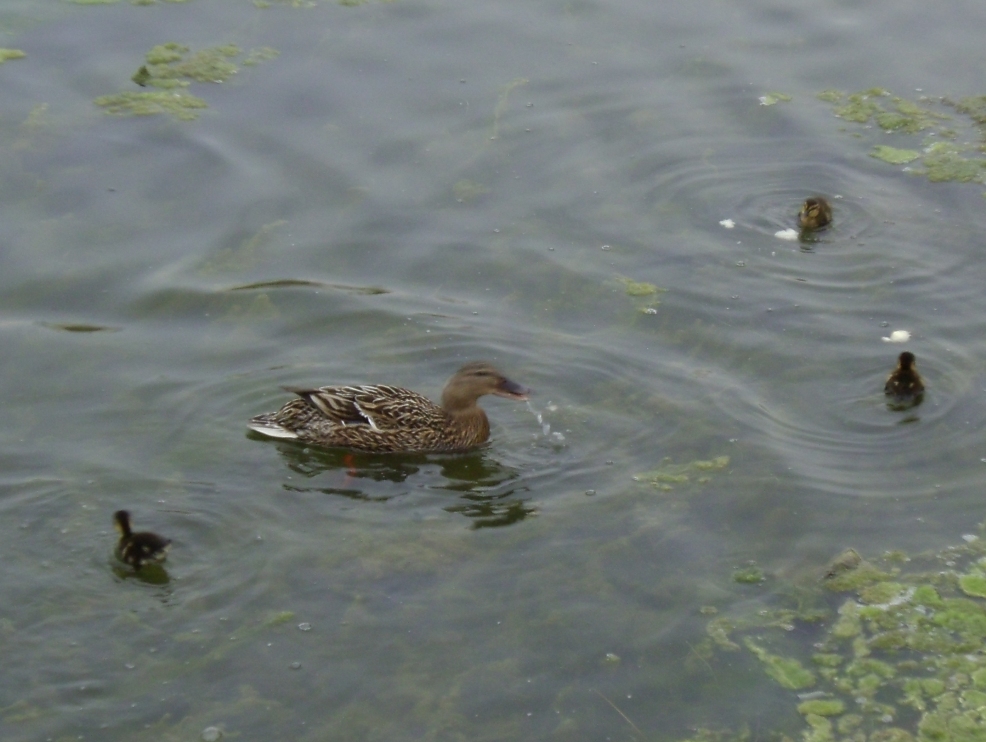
[284,384,442,431]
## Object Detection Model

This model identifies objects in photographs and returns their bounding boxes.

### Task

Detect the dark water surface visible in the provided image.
[3,0,986,739]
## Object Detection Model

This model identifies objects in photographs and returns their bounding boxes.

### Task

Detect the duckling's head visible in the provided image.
[897,351,916,370]
[113,510,133,538]
[441,362,531,412]
[798,196,832,230]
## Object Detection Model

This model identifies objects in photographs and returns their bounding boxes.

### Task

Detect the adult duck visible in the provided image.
[248,361,531,453]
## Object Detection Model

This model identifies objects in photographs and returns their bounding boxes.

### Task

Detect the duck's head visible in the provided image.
[113,510,133,538]
[897,351,916,370]
[798,196,832,230]
[441,362,531,411]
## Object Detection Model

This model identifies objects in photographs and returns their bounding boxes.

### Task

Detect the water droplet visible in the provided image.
[298,623,312,631]
[584,490,596,496]
[600,244,610,251]
[202,726,223,742]
[290,661,302,670]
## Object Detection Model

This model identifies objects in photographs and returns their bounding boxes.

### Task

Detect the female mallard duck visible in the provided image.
[113,510,171,569]
[248,361,531,453]
[798,196,832,231]
[884,351,924,403]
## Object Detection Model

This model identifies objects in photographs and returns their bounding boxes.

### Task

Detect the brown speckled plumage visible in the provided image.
[798,196,832,231]
[884,351,924,403]
[248,361,531,453]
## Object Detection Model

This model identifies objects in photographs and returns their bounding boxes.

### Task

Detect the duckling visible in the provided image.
[884,351,924,403]
[798,196,832,231]
[113,510,171,569]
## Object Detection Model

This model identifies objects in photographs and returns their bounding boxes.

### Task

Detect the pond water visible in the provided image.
[3,0,986,739]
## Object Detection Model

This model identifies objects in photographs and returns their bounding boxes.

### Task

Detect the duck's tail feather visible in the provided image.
[247,416,300,440]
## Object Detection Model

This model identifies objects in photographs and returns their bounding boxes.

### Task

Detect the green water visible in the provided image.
[3,0,986,739]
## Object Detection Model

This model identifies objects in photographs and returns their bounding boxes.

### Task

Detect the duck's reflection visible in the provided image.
[111,561,171,585]
[270,441,537,527]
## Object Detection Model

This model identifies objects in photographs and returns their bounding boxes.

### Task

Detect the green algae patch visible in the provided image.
[959,574,986,598]
[804,714,835,742]
[0,49,26,62]
[831,599,862,639]
[828,89,944,132]
[95,90,208,120]
[136,43,239,86]
[798,699,845,717]
[744,638,815,690]
[618,276,660,296]
[817,89,844,103]
[100,42,279,120]
[913,584,945,608]
[858,581,908,605]
[759,92,791,106]
[706,616,741,651]
[822,560,893,593]
[813,653,843,668]
[871,145,921,165]
[616,276,667,314]
[821,87,986,187]
[732,564,764,584]
[692,533,986,742]
[633,455,728,491]
[920,142,986,183]
[948,95,986,125]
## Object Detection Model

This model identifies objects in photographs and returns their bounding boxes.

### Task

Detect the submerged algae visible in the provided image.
[732,564,765,584]
[634,455,729,491]
[696,533,986,742]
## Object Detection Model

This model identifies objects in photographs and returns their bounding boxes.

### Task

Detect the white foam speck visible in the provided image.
[719,219,735,229]
[881,330,911,343]
[775,228,799,241]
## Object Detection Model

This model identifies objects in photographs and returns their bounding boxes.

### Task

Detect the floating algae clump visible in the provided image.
[820,87,986,189]
[743,638,815,690]
[98,42,278,120]
[759,92,791,106]
[948,95,986,125]
[134,43,240,86]
[919,142,986,183]
[732,564,765,584]
[0,49,26,62]
[633,455,729,491]
[619,277,660,297]
[826,88,944,133]
[94,90,208,120]
[871,145,921,165]
[691,533,986,742]
[959,574,986,598]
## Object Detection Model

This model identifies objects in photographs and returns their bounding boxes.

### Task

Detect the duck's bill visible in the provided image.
[494,378,532,400]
